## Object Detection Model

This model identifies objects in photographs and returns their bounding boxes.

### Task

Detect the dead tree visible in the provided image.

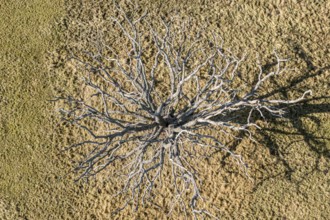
[56,2,311,218]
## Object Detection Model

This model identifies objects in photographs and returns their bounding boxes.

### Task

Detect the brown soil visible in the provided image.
[1,0,329,219]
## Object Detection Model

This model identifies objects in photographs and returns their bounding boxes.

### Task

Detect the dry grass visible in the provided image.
[0,0,329,219]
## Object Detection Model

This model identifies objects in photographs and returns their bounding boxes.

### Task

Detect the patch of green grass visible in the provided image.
[0,0,81,218]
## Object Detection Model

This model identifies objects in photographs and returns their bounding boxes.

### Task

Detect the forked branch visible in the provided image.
[57,2,311,218]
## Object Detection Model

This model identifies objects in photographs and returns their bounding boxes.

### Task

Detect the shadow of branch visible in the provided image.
[251,43,330,190]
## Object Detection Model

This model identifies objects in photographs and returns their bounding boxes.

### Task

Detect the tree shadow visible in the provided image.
[212,42,330,191]
[250,43,330,190]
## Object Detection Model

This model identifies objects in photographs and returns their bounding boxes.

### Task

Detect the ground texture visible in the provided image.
[0,0,329,219]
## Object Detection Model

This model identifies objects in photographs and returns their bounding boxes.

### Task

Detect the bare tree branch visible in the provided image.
[56,2,311,218]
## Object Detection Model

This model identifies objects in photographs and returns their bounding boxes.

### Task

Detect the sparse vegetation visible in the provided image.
[1,0,329,219]
[56,2,313,218]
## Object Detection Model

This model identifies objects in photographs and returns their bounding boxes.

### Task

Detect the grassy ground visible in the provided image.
[0,0,80,219]
[0,0,329,219]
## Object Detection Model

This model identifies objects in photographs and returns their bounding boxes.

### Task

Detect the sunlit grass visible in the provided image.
[0,0,329,219]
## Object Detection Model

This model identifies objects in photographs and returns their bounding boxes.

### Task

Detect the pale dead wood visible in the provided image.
[55,1,311,218]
